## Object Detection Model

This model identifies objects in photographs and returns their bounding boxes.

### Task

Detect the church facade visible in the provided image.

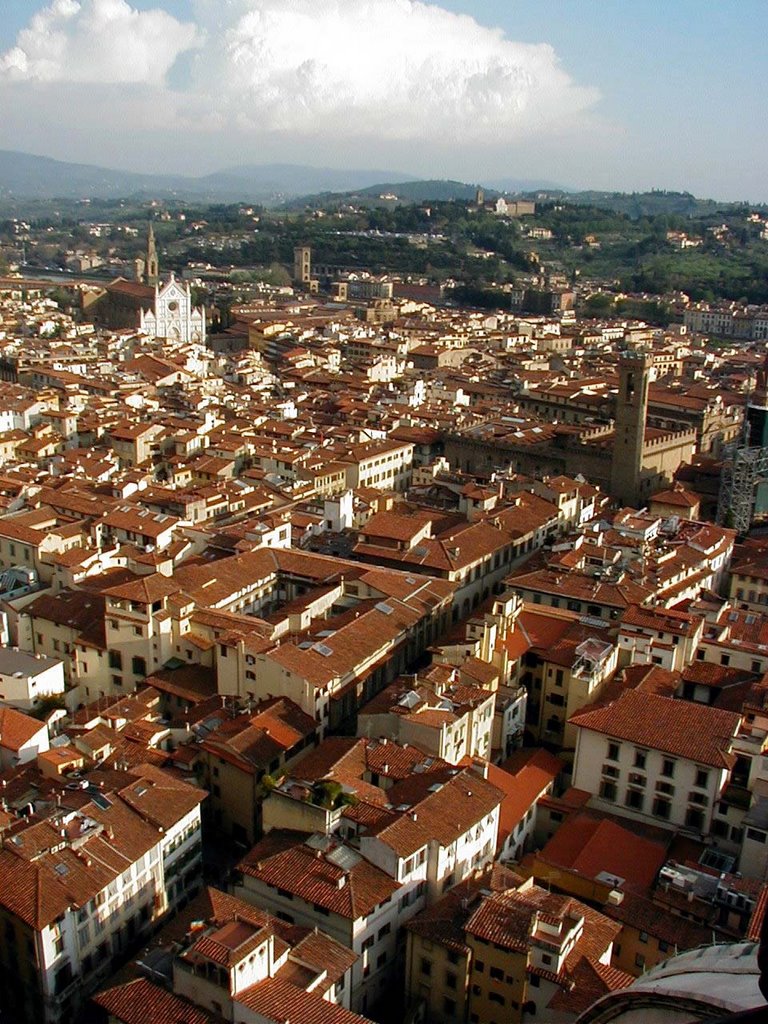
[84,224,206,344]
[139,275,206,345]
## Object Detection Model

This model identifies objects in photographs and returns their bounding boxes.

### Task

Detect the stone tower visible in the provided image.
[293,245,311,285]
[145,222,159,287]
[610,349,652,508]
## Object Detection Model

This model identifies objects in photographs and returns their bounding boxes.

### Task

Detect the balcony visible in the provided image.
[721,783,752,811]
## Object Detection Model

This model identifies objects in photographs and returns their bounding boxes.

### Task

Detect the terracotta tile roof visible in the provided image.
[517,606,580,651]
[94,978,216,1023]
[238,830,399,920]
[491,750,562,851]
[292,737,368,781]
[509,566,654,609]
[356,519,513,574]
[0,516,45,545]
[406,863,522,953]
[547,956,633,1016]
[72,688,160,727]
[466,885,578,951]
[235,976,371,1024]
[651,488,700,508]
[681,662,755,689]
[621,603,701,637]
[629,664,681,697]
[603,889,713,948]
[106,279,156,301]
[25,589,107,648]
[364,739,450,781]
[142,885,296,951]
[571,689,740,767]
[367,767,504,857]
[537,811,670,893]
[102,571,181,604]
[186,918,267,968]
[144,666,217,703]
[360,509,434,542]
[747,885,768,941]
[291,928,358,983]
[0,706,45,752]
[201,697,316,774]
[105,762,206,832]
[0,785,174,929]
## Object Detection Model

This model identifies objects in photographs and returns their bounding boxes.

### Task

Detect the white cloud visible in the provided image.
[0,0,198,84]
[0,0,600,151]
[187,0,599,142]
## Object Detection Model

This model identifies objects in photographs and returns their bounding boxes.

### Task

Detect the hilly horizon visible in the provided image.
[0,149,564,205]
[0,149,744,221]
[0,150,423,203]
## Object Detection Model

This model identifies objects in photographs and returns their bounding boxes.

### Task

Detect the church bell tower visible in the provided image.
[145,222,159,287]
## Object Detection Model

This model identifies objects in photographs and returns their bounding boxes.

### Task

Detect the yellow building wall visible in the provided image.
[466,934,527,1024]
[406,930,470,1024]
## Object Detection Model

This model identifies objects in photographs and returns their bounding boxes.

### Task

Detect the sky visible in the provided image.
[0,0,766,201]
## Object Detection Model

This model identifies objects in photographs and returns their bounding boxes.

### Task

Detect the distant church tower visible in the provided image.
[294,246,311,285]
[145,222,159,287]
[610,349,652,507]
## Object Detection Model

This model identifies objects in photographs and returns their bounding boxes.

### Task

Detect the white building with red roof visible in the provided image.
[0,704,50,767]
[0,764,206,1024]
[234,829,404,1015]
[571,689,742,838]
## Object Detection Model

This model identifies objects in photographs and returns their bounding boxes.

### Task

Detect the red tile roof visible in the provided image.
[238,830,399,920]
[0,706,45,752]
[571,689,740,767]
[537,811,670,893]
[621,603,701,637]
[547,956,634,1016]
[368,767,504,857]
[235,976,371,1024]
[93,978,215,1024]
[490,750,562,851]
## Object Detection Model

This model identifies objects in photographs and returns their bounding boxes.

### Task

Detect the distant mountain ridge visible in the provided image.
[0,150,420,202]
[0,149,745,217]
[0,150,565,205]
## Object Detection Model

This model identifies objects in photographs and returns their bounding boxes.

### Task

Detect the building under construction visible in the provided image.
[718,353,768,532]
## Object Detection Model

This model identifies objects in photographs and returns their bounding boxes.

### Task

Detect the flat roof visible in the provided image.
[0,646,61,677]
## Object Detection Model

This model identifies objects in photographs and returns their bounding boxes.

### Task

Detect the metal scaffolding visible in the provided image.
[717,443,768,533]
